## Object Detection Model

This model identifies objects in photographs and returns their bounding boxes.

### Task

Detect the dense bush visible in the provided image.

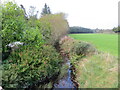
[59,36,76,55]
[112,26,120,33]
[2,2,67,89]
[59,36,96,58]
[2,2,44,60]
[39,13,69,45]
[21,26,43,45]
[2,45,62,88]
[2,2,26,53]
[71,41,96,56]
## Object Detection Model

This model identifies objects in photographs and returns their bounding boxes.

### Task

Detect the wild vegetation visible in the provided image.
[112,26,120,33]
[74,53,118,88]
[1,1,68,88]
[67,34,118,88]
[59,35,118,88]
[39,13,69,45]
[1,1,118,89]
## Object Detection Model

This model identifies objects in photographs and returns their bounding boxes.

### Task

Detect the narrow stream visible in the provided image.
[53,60,77,89]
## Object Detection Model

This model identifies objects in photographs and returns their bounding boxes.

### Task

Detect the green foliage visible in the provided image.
[38,20,52,41]
[112,26,120,33]
[58,64,69,80]
[2,2,44,52]
[59,36,76,54]
[38,82,53,88]
[2,2,69,89]
[39,13,69,45]
[2,45,62,88]
[22,26,44,46]
[2,2,26,52]
[71,41,96,56]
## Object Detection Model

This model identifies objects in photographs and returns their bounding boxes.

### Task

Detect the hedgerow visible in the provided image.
[2,45,62,88]
[2,1,67,88]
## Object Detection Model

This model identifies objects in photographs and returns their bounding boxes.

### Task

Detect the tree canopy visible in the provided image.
[41,3,51,16]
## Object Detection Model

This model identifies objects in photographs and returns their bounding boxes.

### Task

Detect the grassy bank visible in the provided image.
[74,53,118,88]
[69,34,118,56]
[60,35,118,88]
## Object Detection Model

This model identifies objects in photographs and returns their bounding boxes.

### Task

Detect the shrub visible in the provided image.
[2,2,26,53]
[71,41,96,56]
[59,36,76,54]
[2,45,62,88]
[22,26,44,46]
[60,36,96,59]
[2,2,45,60]
[68,41,96,64]
[112,26,120,33]
[1,2,68,89]
[39,13,69,45]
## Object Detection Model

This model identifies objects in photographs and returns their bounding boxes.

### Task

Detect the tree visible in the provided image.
[41,3,51,16]
[2,2,26,53]
[47,6,51,14]
[39,13,69,45]
[20,5,39,20]
[27,6,39,19]
[69,26,94,33]
[112,26,120,33]
[20,4,28,19]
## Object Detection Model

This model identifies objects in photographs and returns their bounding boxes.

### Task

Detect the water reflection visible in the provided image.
[53,60,76,89]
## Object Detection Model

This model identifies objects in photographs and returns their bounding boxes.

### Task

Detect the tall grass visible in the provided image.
[75,53,118,88]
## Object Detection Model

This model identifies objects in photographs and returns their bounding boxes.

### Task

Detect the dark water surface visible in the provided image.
[53,60,76,89]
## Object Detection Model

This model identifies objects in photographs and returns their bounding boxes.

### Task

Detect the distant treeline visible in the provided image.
[69,26,95,34]
[112,26,120,33]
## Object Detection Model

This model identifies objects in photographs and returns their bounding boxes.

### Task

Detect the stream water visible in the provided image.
[53,60,77,89]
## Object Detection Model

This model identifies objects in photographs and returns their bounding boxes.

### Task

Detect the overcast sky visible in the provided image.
[6,0,119,29]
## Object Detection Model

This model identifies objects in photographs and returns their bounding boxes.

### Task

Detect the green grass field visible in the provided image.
[69,34,118,56]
